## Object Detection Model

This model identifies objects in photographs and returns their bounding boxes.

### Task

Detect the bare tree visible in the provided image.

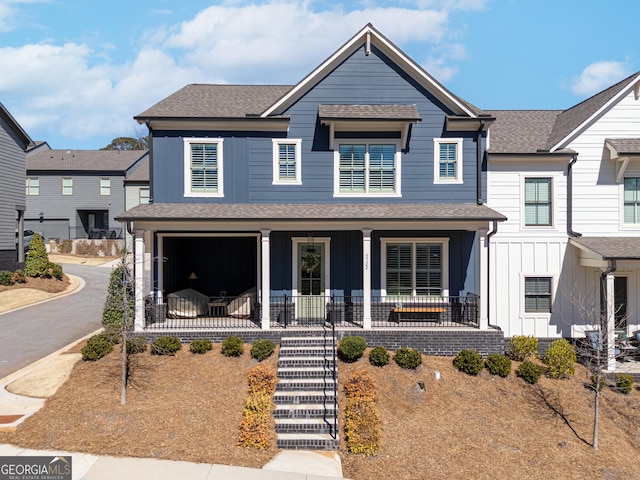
[564,284,628,450]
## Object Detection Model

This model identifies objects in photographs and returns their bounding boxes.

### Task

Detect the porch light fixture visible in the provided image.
[188,271,198,288]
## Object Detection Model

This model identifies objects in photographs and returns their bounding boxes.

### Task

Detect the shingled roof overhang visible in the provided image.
[605,138,640,182]
[117,203,506,230]
[570,237,640,266]
[318,104,421,150]
[445,114,495,132]
[135,116,291,132]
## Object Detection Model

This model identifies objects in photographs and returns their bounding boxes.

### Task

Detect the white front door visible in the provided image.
[294,239,330,324]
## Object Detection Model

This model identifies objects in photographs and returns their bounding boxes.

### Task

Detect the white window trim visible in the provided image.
[620,178,640,230]
[100,177,111,196]
[380,237,449,299]
[519,174,557,230]
[272,139,302,185]
[26,177,39,196]
[62,177,73,196]
[183,137,224,198]
[139,187,150,205]
[433,138,463,184]
[520,273,555,316]
[333,139,402,198]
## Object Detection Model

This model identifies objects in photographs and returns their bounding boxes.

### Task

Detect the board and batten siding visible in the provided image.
[0,114,26,258]
[151,44,485,205]
[24,173,126,240]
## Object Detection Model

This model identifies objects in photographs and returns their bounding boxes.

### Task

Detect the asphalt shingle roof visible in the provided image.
[570,237,640,260]
[125,155,149,182]
[605,138,640,155]
[487,110,562,154]
[27,149,147,172]
[135,84,293,119]
[318,104,421,121]
[117,203,506,222]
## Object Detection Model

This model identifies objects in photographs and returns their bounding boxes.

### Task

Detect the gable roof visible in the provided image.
[262,23,478,119]
[125,154,149,183]
[0,102,33,149]
[27,149,148,173]
[488,72,640,155]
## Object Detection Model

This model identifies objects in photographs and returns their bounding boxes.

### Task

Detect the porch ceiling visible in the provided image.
[570,237,640,267]
[117,202,506,224]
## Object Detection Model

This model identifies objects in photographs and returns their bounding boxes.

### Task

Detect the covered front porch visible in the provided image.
[117,203,506,333]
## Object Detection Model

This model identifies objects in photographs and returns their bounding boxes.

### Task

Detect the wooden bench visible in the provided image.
[392,306,446,324]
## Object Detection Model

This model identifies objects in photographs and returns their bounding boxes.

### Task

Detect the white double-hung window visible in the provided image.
[334,141,401,196]
[623,177,640,224]
[433,138,463,184]
[273,139,302,184]
[184,138,224,197]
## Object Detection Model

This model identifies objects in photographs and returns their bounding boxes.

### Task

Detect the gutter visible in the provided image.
[477,120,486,205]
[567,153,582,237]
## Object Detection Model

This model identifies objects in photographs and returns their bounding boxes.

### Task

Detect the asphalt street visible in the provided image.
[0,263,111,379]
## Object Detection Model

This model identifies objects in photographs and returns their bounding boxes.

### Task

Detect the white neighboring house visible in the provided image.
[487,72,640,369]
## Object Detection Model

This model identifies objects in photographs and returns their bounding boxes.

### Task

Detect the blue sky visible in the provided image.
[0,0,638,150]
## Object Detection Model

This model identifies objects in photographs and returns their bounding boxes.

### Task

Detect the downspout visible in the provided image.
[146,121,154,204]
[476,120,486,205]
[567,153,582,237]
[486,220,500,330]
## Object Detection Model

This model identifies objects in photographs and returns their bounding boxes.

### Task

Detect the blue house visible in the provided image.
[120,24,505,352]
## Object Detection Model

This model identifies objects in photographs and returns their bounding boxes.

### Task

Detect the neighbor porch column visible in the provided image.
[605,271,616,371]
[260,230,271,330]
[134,233,145,331]
[362,229,372,329]
[478,228,489,330]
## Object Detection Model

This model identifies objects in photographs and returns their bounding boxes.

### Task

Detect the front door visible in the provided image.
[297,242,325,323]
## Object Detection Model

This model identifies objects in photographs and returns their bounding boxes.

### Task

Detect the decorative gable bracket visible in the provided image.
[605,138,640,182]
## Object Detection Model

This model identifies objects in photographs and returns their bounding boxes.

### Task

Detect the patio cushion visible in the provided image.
[167,288,208,318]
[228,287,256,318]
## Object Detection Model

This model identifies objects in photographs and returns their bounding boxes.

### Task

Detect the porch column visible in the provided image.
[362,229,372,329]
[605,271,616,371]
[478,228,489,330]
[260,230,271,330]
[134,233,145,331]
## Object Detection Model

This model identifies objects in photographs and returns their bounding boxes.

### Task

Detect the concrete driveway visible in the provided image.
[0,263,112,379]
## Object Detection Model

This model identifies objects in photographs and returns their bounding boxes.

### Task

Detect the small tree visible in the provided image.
[24,232,50,277]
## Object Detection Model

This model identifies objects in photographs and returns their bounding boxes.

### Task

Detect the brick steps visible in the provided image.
[275,336,339,450]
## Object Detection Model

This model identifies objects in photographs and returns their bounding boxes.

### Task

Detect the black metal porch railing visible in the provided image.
[144,293,479,329]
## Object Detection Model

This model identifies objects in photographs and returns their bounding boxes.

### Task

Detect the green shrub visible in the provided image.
[81,334,114,361]
[338,336,367,362]
[151,335,182,355]
[394,347,423,369]
[543,339,576,379]
[615,373,634,394]
[516,360,544,384]
[102,262,134,328]
[24,233,50,277]
[190,339,213,354]
[485,353,512,377]
[49,262,63,280]
[0,270,14,286]
[251,339,275,361]
[453,349,484,376]
[125,337,147,354]
[12,270,26,284]
[221,336,244,357]
[509,335,538,361]
[369,346,390,367]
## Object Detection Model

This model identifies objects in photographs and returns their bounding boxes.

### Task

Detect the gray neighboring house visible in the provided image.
[0,103,33,270]
[25,148,148,242]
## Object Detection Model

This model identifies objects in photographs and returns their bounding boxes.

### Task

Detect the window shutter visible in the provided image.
[386,243,412,296]
[279,144,296,180]
[369,144,395,192]
[416,243,442,296]
[339,144,366,192]
[191,143,218,192]
[439,143,457,179]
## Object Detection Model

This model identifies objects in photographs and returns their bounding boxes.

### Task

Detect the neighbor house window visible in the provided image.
[26,177,39,195]
[139,187,150,205]
[100,178,110,196]
[382,239,449,297]
[433,138,463,183]
[183,138,224,197]
[62,177,73,195]
[524,277,552,313]
[335,141,400,196]
[524,177,552,226]
[623,177,640,224]
[273,139,302,184]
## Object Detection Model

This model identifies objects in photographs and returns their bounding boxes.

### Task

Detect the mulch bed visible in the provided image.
[0,275,70,294]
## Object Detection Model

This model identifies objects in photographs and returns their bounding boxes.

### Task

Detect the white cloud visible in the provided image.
[570,61,632,97]
[0,0,47,32]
